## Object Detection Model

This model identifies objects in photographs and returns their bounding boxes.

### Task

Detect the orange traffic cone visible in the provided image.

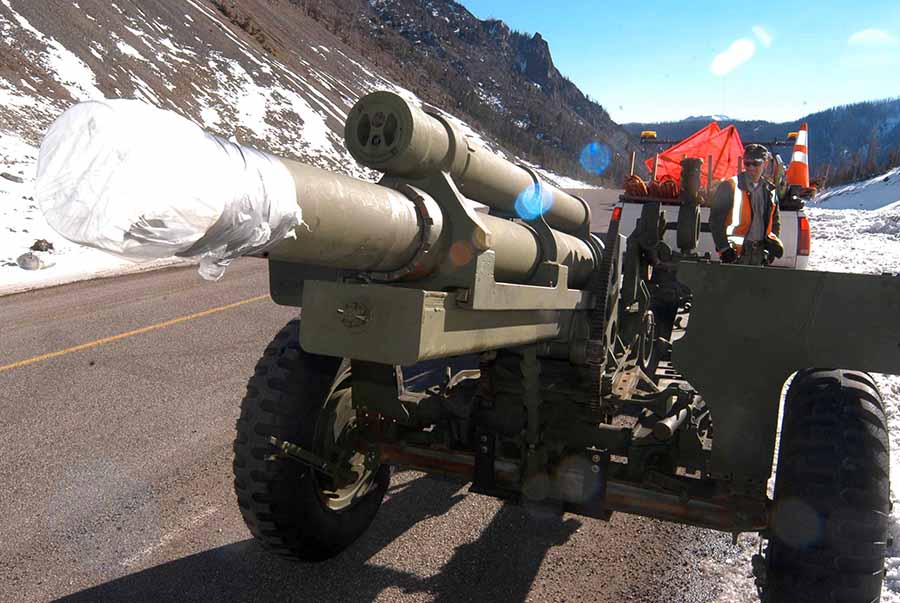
[785,123,809,188]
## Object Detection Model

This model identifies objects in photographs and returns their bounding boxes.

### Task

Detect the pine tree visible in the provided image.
[864,129,879,177]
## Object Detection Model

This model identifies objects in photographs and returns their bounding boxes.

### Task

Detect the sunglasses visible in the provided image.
[743,160,764,167]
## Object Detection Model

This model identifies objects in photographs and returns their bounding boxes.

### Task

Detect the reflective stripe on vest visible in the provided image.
[732,189,775,238]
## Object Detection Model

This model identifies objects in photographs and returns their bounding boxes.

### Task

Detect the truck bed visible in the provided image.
[616,194,808,270]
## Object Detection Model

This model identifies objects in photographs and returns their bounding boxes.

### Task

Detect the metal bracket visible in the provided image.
[515,164,558,254]
[471,428,498,494]
[515,163,587,289]
[458,252,592,311]
[267,436,356,485]
[562,451,612,520]
[351,360,410,422]
[427,109,472,177]
[382,171,595,312]
[363,182,443,282]
[515,162,592,240]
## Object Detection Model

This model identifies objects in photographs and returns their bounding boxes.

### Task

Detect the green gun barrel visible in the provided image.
[343,91,591,236]
[267,158,595,288]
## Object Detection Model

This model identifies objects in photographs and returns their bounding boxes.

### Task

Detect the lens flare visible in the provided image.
[579,141,611,176]
[514,181,554,221]
[772,496,824,548]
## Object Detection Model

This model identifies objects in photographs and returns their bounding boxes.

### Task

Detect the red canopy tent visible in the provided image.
[644,122,744,188]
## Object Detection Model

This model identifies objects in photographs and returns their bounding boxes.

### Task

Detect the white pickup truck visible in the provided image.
[613,182,811,269]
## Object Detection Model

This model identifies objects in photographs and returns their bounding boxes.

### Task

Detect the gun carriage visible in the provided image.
[229,91,900,602]
[36,90,899,603]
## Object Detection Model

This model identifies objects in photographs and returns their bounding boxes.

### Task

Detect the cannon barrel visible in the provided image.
[343,91,591,236]
[34,98,596,289]
[267,159,596,287]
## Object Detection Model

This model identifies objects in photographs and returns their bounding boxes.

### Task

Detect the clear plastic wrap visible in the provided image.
[35,99,301,280]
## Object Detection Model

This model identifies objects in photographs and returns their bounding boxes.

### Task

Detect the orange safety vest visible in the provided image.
[726,182,779,245]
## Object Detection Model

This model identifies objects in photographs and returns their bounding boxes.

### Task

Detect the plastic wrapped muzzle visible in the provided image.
[35,99,301,280]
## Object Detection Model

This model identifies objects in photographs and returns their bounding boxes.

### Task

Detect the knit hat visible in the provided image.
[744,144,769,162]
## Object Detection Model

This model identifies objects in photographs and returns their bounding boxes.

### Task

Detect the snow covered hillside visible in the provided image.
[0,134,193,294]
[0,0,379,174]
[0,0,589,294]
[816,167,900,210]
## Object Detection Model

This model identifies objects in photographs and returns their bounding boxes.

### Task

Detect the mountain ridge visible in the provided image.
[0,0,635,186]
[624,97,900,182]
[3,0,898,189]
[288,0,637,182]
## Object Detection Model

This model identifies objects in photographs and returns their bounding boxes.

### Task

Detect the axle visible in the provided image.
[376,443,768,532]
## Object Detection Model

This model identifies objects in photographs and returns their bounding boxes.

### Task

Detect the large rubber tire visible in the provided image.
[233,320,390,561]
[763,369,890,602]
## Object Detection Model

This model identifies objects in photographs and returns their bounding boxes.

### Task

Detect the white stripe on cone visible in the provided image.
[792,151,808,164]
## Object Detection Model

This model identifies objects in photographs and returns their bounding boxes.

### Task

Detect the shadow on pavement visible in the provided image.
[59,474,581,602]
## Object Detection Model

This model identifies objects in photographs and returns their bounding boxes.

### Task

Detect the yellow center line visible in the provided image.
[0,294,270,374]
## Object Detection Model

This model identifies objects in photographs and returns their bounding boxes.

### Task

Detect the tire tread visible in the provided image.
[764,369,889,603]
[232,319,389,562]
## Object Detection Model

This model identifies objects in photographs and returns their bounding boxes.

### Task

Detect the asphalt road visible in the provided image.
[0,255,739,603]
[567,187,620,234]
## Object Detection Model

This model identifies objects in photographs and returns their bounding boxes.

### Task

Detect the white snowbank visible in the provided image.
[804,203,900,275]
[861,200,900,236]
[0,135,191,296]
[816,167,900,210]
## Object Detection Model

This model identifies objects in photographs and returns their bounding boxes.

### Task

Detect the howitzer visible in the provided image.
[37,91,900,602]
[266,92,598,363]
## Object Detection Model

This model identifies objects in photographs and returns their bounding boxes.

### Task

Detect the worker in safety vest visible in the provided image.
[709,143,784,265]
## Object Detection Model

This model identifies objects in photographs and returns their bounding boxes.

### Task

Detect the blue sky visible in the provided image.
[462,0,900,123]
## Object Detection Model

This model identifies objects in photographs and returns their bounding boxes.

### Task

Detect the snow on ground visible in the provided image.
[705,195,900,603]
[1,0,104,103]
[816,167,900,210]
[0,135,189,296]
[1,0,583,294]
[804,202,900,274]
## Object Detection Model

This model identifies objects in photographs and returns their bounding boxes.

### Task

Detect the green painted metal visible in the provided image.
[299,280,571,365]
[261,88,900,529]
[266,163,597,305]
[673,261,900,494]
[266,160,425,273]
[344,91,591,236]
